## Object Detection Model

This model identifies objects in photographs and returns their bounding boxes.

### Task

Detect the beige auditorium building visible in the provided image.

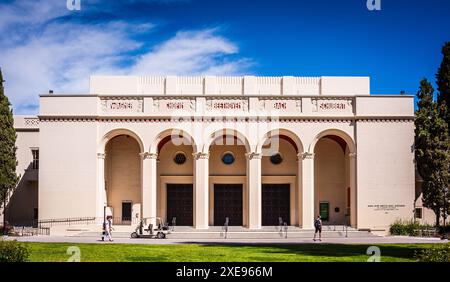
[3,75,435,233]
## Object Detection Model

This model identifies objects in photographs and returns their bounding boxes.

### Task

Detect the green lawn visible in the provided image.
[23,242,448,262]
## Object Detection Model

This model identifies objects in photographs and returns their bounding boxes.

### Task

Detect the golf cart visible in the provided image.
[130,217,170,239]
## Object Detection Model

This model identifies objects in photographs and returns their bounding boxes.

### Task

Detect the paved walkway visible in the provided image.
[5,235,448,245]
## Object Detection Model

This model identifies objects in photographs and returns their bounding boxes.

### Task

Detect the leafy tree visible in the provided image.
[415,78,450,227]
[0,68,19,230]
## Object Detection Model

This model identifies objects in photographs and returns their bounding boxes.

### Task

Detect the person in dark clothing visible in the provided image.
[313,215,322,241]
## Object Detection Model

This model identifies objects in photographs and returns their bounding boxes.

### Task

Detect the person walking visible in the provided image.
[102,215,114,242]
[313,215,322,241]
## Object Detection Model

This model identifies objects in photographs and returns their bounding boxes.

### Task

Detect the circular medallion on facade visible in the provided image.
[222,152,235,165]
[270,153,283,165]
[173,152,187,165]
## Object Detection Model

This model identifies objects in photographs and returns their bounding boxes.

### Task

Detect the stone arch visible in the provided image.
[309,129,355,154]
[99,128,144,154]
[151,128,198,226]
[102,130,143,225]
[311,128,356,226]
[150,128,198,154]
[204,128,251,153]
[256,128,304,156]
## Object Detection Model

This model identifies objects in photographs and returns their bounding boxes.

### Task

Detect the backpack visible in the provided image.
[314,219,322,228]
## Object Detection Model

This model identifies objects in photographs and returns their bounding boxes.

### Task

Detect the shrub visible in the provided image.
[0,239,30,262]
[415,245,450,262]
[438,225,450,235]
[389,220,422,236]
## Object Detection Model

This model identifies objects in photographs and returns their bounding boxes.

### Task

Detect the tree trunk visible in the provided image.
[2,194,5,235]
[435,209,441,227]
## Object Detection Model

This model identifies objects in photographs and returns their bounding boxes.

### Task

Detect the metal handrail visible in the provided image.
[222,217,229,239]
[171,217,176,231]
[278,217,283,232]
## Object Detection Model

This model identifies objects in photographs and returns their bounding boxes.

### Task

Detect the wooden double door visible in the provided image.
[262,184,290,226]
[166,184,193,226]
[214,184,243,226]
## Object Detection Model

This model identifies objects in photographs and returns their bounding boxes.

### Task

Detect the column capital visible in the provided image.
[193,152,209,160]
[140,152,158,160]
[245,152,262,160]
[348,152,357,158]
[299,152,315,160]
[97,153,106,159]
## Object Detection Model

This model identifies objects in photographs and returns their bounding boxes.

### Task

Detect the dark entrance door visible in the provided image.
[122,202,132,222]
[166,184,193,226]
[262,184,290,226]
[214,184,243,226]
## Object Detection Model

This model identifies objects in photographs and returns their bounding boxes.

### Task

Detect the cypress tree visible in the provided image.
[436,41,450,228]
[0,68,19,229]
[415,78,450,227]
[437,42,450,127]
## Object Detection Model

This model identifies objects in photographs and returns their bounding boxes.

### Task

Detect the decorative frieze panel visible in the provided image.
[311,98,354,114]
[96,96,360,116]
[153,98,195,113]
[259,99,302,113]
[206,98,249,113]
[24,118,39,127]
[100,97,143,113]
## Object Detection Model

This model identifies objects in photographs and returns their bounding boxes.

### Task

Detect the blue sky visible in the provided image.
[0,0,449,114]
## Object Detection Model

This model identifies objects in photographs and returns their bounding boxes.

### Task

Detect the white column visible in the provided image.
[349,152,357,228]
[246,152,262,229]
[193,152,209,229]
[297,153,302,227]
[96,153,106,221]
[141,152,158,225]
[301,152,315,229]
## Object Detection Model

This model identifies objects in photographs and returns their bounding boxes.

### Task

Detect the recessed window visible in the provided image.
[173,152,187,165]
[31,149,39,169]
[415,208,423,219]
[222,152,235,165]
[270,153,283,165]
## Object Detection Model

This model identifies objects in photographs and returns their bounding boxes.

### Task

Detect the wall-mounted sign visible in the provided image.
[260,99,302,113]
[367,204,406,211]
[206,99,248,112]
[101,98,143,113]
[312,98,353,113]
[154,99,195,112]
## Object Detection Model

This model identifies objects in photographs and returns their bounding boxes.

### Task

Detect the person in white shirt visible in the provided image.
[102,215,114,242]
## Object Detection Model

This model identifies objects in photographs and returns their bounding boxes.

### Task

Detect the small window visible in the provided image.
[31,149,39,169]
[270,153,283,165]
[173,152,187,165]
[222,152,235,165]
[415,208,423,219]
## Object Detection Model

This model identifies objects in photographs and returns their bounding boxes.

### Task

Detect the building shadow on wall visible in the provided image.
[4,162,38,226]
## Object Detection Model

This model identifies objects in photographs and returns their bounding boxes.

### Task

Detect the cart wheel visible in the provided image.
[156,232,165,239]
[131,232,138,238]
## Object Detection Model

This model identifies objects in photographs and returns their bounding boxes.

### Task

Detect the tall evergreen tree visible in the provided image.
[0,68,19,228]
[415,78,450,226]
[436,41,450,227]
[437,42,450,127]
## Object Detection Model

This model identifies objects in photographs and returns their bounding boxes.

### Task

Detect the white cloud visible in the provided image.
[130,29,251,75]
[0,1,252,114]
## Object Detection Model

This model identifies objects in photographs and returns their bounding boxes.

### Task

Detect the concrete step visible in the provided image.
[51,223,373,239]
[166,231,376,239]
[72,229,377,239]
